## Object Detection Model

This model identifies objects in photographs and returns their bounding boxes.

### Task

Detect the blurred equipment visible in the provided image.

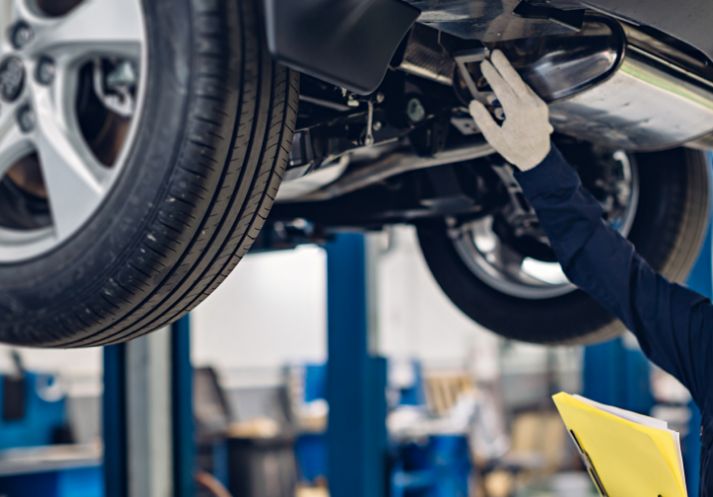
[195,471,233,497]
[194,367,233,440]
[193,365,298,497]
[226,431,297,497]
[0,351,101,497]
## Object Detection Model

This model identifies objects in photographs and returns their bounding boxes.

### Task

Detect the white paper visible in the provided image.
[574,394,669,429]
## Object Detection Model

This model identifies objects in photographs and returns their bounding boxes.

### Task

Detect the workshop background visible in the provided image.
[0,220,705,497]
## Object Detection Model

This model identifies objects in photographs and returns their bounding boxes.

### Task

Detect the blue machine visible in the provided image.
[0,317,195,497]
[0,370,103,497]
[293,357,470,497]
[0,467,102,497]
[0,372,68,450]
[391,436,471,497]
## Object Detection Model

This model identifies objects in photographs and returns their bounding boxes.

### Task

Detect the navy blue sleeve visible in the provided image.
[516,146,713,410]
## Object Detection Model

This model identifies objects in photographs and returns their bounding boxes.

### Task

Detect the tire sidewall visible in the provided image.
[0,0,199,314]
[418,148,709,344]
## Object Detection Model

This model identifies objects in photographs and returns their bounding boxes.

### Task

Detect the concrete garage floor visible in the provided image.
[515,472,598,497]
[296,472,598,497]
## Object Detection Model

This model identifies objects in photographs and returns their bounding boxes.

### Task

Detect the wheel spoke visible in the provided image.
[29,0,144,61]
[32,84,106,238]
[0,108,32,179]
[0,2,14,31]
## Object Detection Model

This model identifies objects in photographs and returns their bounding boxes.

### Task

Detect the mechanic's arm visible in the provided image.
[470,50,713,408]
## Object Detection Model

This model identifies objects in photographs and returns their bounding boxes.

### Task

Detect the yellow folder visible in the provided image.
[552,392,687,497]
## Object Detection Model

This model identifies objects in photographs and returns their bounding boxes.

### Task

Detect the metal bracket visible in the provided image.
[454,48,490,103]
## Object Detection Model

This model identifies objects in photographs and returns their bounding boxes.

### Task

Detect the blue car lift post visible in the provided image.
[326,233,389,497]
[583,154,713,496]
[103,316,195,497]
[102,233,385,497]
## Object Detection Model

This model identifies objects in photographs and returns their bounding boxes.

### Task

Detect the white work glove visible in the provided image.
[469,50,554,172]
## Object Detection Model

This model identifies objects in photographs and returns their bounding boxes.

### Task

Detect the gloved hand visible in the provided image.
[469,50,554,171]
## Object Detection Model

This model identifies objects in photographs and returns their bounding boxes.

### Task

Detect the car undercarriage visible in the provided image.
[0,0,711,346]
[263,0,713,342]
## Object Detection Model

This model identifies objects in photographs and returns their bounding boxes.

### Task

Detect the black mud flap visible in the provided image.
[263,0,420,94]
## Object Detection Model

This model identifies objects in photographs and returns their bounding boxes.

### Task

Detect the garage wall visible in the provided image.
[376,227,500,377]
[192,245,328,384]
[191,226,501,382]
[0,347,101,375]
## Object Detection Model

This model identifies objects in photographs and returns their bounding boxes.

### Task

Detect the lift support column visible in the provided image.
[326,233,389,497]
[103,316,194,497]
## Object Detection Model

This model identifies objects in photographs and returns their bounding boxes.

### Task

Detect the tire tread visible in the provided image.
[38,0,298,347]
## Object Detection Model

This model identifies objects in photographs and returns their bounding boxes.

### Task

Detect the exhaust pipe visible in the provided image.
[495,19,713,151]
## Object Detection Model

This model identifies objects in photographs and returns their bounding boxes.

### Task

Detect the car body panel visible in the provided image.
[406,0,576,41]
[264,0,713,95]
[547,0,713,62]
[263,0,419,94]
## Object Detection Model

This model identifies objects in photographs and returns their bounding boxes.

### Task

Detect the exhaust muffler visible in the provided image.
[496,18,713,151]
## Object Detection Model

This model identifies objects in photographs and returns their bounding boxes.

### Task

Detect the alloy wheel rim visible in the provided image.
[0,0,147,263]
[450,150,640,300]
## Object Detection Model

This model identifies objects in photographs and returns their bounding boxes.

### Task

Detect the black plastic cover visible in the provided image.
[263,0,420,94]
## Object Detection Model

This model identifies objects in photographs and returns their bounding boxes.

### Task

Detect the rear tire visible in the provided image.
[418,148,710,344]
[0,0,299,347]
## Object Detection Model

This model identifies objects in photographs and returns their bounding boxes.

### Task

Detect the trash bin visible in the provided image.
[227,434,298,497]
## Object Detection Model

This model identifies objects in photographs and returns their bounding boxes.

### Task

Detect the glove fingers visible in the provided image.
[481,60,519,111]
[490,50,531,100]
[469,100,505,150]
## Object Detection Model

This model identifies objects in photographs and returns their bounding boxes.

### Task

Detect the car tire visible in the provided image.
[417,148,710,345]
[0,0,299,346]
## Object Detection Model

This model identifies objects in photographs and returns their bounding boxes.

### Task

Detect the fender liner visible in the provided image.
[263,0,420,94]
